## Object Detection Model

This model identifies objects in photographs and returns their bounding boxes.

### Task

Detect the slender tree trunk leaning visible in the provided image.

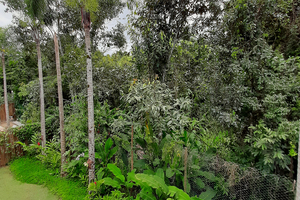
[81,7,95,183]
[54,33,66,177]
[35,32,46,148]
[296,127,300,199]
[2,52,9,129]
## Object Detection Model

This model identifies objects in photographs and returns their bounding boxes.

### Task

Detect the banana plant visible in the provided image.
[94,138,118,168]
[88,164,195,200]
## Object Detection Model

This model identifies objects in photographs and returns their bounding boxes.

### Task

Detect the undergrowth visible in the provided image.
[10,157,87,200]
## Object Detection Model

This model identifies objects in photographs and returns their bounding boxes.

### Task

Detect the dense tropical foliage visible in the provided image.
[1,0,300,199]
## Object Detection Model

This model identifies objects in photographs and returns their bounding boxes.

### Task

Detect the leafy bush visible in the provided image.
[64,137,119,185]
[9,123,40,142]
[88,164,194,200]
[17,134,62,174]
[245,120,299,173]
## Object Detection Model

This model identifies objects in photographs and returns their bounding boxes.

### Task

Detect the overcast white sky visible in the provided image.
[104,7,131,55]
[0,4,12,27]
[0,3,131,55]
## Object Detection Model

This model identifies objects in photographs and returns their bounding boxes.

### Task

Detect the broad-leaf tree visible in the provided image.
[66,0,98,184]
[54,33,66,177]
[129,0,223,82]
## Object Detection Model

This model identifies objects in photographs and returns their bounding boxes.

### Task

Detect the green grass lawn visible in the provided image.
[0,166,59,200]
[9,157,87,200]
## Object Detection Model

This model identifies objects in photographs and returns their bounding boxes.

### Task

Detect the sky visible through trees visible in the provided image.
[0,2,131,55]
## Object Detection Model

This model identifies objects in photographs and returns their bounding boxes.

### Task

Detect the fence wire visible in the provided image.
[188,157,295,200]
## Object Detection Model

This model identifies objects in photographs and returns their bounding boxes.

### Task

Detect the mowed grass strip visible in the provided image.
[0,166,58,200]
[9,157,87,200]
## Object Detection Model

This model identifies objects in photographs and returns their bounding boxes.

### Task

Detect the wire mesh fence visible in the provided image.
[188,157,295,200]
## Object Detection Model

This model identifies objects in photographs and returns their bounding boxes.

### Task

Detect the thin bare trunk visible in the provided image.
[2,52,9,129]
[131,125,134,171]
[54,33,65,177]
[174,63,178,99]
[58,35,64,57]
[36,33,46,148]
[184,147,188,192]
[56,2,64,57]
[82,7,95,183]
[296,124,300,199]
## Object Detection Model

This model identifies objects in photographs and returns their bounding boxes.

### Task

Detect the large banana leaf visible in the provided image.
[135,173,169,194]
[107,163,125,183]
[168,186,190,200]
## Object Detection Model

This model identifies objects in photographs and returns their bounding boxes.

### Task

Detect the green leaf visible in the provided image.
[166,168,175,178]
[102,177,121,188]
[289,148,297,157]
[107,164,125,183]
[191,197,202,200]
[105,138,113,153]
[134,159,146,168]
[198,187,217,200]
[153,158,160,166]
[168,186,190,200]
[168,186,177,197]
[156,188,163,198]
[198,171,216,181]
[96,167,105,180]
[186,181,191,194]
[107,146,118,160]
[138,189,156,200]
[95,152,100,159]
[195,178,205,189]
[135,174,169,194]
[156,168,164,180]
[127,169,137,182]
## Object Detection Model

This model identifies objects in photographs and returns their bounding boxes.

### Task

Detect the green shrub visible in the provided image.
[88,164,195,200]
[9,123,40,143]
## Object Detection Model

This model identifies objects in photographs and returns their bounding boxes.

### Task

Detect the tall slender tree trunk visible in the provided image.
[2,52,9,129]
[35,31,46,148]
[131,125,134,171]
[296,127,300,199]
[54,33,66,176]
[184,147,188,192]
[81,7,95,183]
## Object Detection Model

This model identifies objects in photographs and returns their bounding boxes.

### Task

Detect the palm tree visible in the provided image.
[81,6,95,184]
[23,0,47,148]
[1,51,9,129]
[35,28,46,148]
[54,33,66,176]
[0,28,10,129]
[297,133,300,199]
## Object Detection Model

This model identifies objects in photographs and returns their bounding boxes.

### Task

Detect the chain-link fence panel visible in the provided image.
[188,157,295,200]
